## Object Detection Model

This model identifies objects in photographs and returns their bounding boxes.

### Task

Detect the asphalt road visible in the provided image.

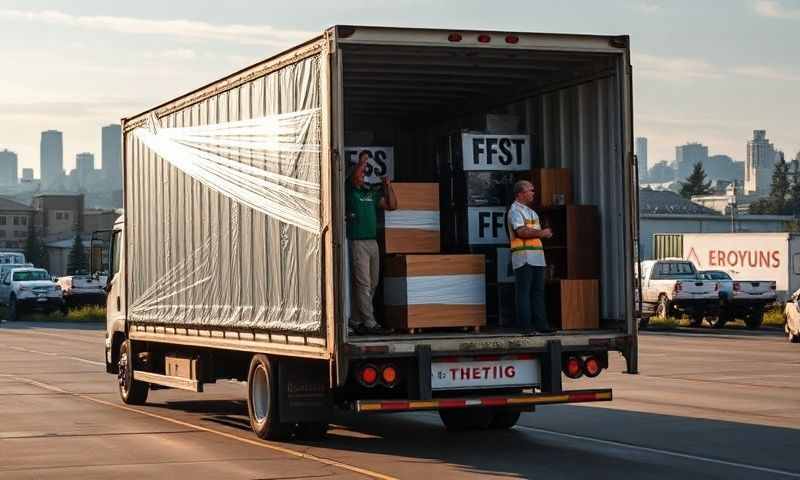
[1,322,798,479]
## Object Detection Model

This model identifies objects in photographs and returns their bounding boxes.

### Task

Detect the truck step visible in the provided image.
[133,370,203,392]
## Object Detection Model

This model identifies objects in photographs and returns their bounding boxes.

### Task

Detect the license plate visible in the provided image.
[431,355,541,391]
[37,297,47,302]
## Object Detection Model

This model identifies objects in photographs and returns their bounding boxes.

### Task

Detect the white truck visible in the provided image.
[638,259,720,327]
[57,274,108,309]
[104,25,638,440]
[0,267,66,321]
[0,252,25,264]
[698,270,776,329]
[654,233,800,301]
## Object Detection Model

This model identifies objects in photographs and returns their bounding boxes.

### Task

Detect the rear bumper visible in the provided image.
[16,297,64,310]
[671,299,719,313]
[355,388,612,412]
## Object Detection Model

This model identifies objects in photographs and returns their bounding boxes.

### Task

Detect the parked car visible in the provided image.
[0,252,26,264]
[699,270,776,329]
[638,259,719,328]
[57,273,108,309]
[783,289,800,343]
[0,267,66,321]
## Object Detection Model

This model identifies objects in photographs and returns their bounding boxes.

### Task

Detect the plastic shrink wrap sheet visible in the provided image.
[126,55,324,333]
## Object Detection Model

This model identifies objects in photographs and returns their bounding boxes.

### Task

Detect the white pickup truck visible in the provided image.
[699,270,776,329]
[639,259,719,327]
[57,273,108,309]
[0,267,66,321]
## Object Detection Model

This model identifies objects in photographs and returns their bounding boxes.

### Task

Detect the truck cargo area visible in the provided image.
[336,35,632,340]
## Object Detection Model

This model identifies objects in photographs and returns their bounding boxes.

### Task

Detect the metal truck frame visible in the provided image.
[105,25,638,440]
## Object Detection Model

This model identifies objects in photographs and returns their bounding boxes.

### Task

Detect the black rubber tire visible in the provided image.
[689,314,705,327]
[8,296,19,322]
[246,354,291,440]
[439,408,493,431]
[713,310,732,329]
[745,310,764,330]
[118,340,149,405]
[488,408,522,429]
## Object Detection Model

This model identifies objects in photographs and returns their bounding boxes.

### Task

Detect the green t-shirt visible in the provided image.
[347,184,381,240]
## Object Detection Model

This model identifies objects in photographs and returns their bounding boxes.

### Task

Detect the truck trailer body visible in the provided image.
[105,25,638,438]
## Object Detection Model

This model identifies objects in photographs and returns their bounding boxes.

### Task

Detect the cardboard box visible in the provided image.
[384,183,440,254]
[524,168,573,207]
[545,279,599,330]
[383,254,486,330]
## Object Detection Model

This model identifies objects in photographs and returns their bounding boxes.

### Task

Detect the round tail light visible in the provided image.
[563,357,584,379]
[584,356,602,378]
[381,365,398,386]
[359,365,378,387]
[477,34,491,43]
[505,35,519,44]
[448,33,462,42]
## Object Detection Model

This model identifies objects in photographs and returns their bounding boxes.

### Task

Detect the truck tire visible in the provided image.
[439,408,493,431]
[745,309,764,330]
[489,408,522,429]
[689,314,705,327]
[246,354,291,440]
[713,310,732,329]
[655,295,670,320]
[8,295,19,322]
[118,339,149,405]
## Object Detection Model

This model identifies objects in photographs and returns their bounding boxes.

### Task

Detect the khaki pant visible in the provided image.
[350,239,380,328]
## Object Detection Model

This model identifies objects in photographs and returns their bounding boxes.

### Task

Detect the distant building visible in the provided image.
[102,124,122,191]
[32,193,84,240]
[648,160,675,183]
[705,154,741,182]
[21,168,34,182]
[75,152,95,189]
[0,197,33,250]
[745,130,780,196]
[635,137,648,181]
[40,130,64,189]
[675,142,709,179]
[691,183,740,215]
[0,149,18,185]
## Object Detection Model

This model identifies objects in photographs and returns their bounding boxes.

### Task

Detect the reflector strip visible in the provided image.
[355,389,612,412]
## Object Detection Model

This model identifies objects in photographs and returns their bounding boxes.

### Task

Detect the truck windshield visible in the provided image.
[654,262,697,279]
[12,271,49,281]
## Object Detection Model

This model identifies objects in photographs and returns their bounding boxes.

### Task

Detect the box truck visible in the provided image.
[105,25,638,440]
[654,232,800,301]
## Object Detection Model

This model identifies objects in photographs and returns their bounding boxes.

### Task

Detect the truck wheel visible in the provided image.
[118,340,149,405]
[689,314,704,327]
[745,310,764,330]
[439,408,492,431]
[8,296,19,322]
[489,408,522,429]
[713,310,732,329]
[247,354,290,440]
[655,295,670,320]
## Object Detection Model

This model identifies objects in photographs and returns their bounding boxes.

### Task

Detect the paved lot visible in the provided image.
[1,322,798,479]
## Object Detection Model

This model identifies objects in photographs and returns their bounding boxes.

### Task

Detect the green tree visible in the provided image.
[768,156,790,214]
[23,220,48,269]
[67,231,88,274]
[789,160,800,216]
[679,162,712,199]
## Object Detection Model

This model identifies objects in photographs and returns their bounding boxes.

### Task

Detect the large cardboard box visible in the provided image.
[383,254,486,330]
[384,183,440,254]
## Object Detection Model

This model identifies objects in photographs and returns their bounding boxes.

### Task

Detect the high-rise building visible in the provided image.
[745,130,779,195]
[40,130,64,188]
[75,152,95,189]
[102,124,122,189]
[0,149,18,185]
[635,137,648,180]
[675,142,709,179]
[21,168,34,182]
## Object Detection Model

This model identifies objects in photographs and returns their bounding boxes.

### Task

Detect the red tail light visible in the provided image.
[563,357,584,379]
[477,34,491,43]
[733,282,741,292]
[674,281,682,293]
[770,284,776,290]
[381,365,398,387]
[359,365,378,387]
[583,356,602,378]
[505,35,519,44]
[448,33,462,42]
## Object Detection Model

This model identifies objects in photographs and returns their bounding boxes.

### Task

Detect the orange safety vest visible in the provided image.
[508,217,543,253]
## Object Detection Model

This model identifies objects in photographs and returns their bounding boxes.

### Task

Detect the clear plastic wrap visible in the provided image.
[125,55,324,333]
[384,210,440,231]
[383,274,486,306]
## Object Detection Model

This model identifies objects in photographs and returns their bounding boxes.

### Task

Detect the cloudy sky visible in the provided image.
[0,0,797,176]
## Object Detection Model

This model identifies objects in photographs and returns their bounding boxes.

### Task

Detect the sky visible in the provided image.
[0,0,798,176]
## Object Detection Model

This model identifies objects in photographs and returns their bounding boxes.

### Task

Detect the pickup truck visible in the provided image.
[699,270,776,329]
[639,259,719,327]
[0,267,66,321]
[57,274,108,309]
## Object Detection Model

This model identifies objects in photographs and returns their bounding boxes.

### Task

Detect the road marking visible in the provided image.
[0,327,101,344]
[6,345,105,367]
[1,374,398,480]
[516,425,800,478]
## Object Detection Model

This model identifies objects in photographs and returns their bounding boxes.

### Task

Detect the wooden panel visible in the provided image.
[546,279,599,330]
[529,168,573,207]
[384,304,486,329]
[391,183,438,210]
[385,228,440,253]
[566,206,600,279]
[404,254,485,276]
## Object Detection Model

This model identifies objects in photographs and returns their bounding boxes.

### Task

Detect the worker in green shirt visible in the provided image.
[347,150,397,335]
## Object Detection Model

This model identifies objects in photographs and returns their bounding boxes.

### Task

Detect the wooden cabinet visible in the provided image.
[545,279,599,330]
[538,205,600,280]
[522,168,573,207]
